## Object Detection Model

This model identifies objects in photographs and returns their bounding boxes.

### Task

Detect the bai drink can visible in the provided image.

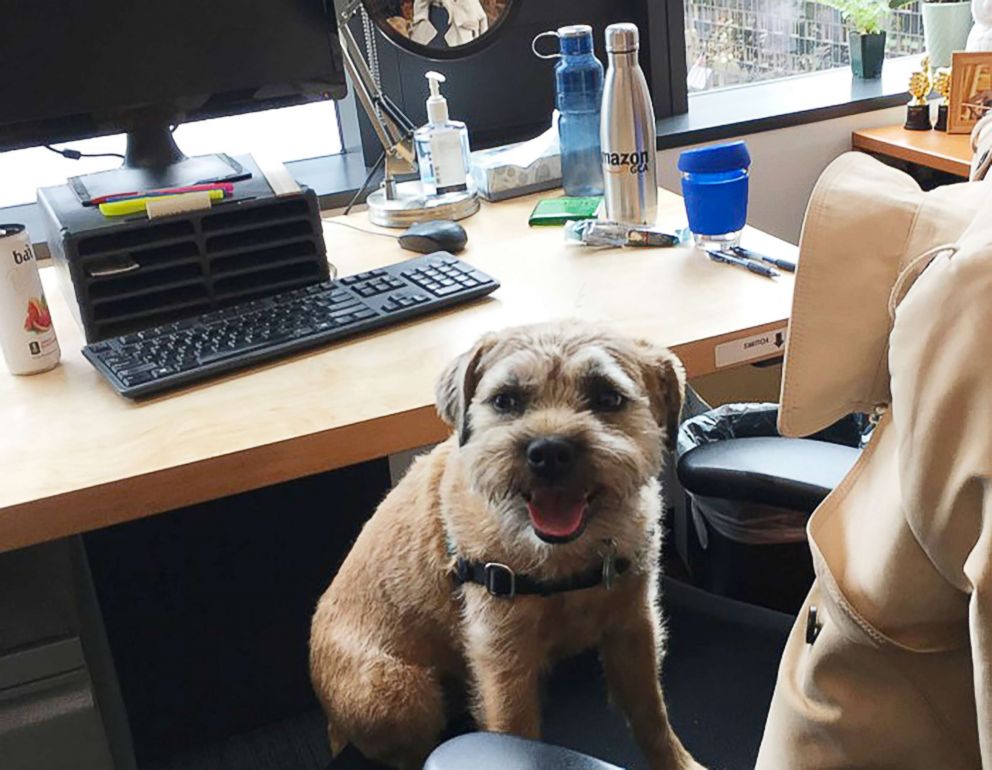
[0,224,60,374]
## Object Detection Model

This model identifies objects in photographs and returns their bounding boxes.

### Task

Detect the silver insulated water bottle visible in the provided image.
[600,23,657,225]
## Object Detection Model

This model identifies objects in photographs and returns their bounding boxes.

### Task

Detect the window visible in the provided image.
[0,102,342,209]
[685,0,925,91]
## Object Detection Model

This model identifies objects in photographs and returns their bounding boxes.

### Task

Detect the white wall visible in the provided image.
[658,105,904,244]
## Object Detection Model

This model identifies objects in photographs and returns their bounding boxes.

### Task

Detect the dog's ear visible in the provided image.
[634,341,686,452]
[436,334,497,445]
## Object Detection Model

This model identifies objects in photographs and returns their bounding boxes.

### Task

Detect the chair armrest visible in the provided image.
[425,733,622,770]
[676,437,860,514]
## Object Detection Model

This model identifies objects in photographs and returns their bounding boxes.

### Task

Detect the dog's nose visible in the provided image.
[526,436,576,481]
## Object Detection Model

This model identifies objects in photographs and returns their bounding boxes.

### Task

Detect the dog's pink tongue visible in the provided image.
[527,489,588,538]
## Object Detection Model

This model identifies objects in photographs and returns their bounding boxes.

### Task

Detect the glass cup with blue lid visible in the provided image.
[678,141,751,251]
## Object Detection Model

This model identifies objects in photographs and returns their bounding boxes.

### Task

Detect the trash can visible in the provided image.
[675,403,864,613]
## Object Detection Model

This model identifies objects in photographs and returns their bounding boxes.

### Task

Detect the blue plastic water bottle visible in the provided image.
[534,25,604,197]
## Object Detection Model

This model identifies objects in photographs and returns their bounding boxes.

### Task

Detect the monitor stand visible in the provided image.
[66,116,245,203]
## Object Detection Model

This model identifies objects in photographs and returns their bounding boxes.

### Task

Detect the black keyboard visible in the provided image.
[83,252,499,398]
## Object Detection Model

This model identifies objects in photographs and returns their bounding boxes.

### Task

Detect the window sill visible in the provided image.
[656,56,916,149]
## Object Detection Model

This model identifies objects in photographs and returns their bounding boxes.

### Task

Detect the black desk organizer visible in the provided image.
[38,155,329,343]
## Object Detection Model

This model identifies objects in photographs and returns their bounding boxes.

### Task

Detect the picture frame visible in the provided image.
[948,52,992,134]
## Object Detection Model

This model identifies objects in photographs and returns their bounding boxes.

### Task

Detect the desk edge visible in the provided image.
[0,318,788,551]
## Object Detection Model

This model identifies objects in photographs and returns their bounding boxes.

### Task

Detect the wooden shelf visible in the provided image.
[852,125,972,177]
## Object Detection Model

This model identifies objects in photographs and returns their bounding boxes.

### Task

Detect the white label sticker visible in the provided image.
[714,327,787,367]
[430,131,467,192]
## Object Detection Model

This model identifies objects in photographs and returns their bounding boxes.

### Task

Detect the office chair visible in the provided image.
[677,435,861,612]
[425,576,794,770]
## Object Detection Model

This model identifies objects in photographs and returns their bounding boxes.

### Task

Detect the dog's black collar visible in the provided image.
[451,553,631,599]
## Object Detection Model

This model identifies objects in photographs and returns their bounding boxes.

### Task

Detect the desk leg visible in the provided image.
[0,537,137,770]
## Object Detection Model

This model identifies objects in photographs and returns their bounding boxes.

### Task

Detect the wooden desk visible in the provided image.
[852,125,972,177]
[0,189,795,552]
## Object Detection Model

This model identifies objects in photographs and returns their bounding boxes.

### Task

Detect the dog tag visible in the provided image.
[601,539,618,591]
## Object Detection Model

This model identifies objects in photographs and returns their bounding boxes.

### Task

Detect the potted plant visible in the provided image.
[823,0,890,78]
[890,0,974,69]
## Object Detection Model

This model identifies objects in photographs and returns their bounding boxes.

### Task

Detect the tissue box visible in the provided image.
[470,142,562,202]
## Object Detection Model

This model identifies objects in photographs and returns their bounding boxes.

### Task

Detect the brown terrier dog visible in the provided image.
[310,321,701,770]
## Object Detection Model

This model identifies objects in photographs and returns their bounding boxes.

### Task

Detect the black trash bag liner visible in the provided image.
[676,404,868,546]
[677,402,869,458]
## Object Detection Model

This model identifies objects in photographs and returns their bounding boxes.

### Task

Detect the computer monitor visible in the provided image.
[1,1,346,197]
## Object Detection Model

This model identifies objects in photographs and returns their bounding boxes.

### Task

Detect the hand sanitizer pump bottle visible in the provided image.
[414,71,472,197]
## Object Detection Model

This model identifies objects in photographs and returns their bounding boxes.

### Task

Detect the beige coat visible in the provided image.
[972,113,992,181]
[756,153,992,768]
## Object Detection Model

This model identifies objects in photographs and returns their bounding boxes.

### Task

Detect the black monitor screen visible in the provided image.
[0,0,345,149]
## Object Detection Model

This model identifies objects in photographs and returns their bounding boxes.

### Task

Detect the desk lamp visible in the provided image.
[334,0,517,226]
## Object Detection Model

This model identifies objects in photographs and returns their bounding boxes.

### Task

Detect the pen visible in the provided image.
[195,172,253,185]
[729,245,796,272]
[706,250,780,278]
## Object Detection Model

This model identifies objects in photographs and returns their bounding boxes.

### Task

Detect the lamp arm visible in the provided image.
[379,92,418,135]
[337,12,417,178]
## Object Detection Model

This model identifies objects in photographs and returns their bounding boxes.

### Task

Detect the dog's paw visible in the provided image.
[654,744,708,770]
[677,750,708,770]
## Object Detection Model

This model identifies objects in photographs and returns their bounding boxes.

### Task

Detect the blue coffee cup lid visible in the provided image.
[678,141,751,173]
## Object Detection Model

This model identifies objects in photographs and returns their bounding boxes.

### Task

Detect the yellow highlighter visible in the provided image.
[99,189,225,216]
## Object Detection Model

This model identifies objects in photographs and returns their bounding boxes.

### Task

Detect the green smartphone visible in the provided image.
[528,196,603,226]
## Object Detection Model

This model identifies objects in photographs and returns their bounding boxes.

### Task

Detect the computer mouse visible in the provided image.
[398,220,468,254]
